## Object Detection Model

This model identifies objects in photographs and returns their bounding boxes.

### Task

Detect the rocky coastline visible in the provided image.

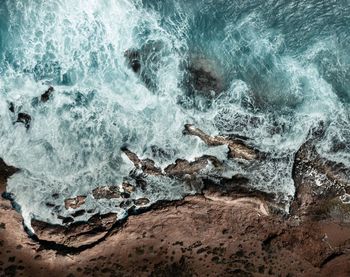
[1,125,350,276]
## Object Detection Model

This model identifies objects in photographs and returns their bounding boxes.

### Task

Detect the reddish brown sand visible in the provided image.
[1,174,350,277]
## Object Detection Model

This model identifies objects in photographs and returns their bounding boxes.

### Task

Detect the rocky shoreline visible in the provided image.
[1,66,349,276]
[1,128,350,276]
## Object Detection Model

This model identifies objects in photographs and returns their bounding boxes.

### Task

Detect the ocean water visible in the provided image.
[0,0,349,230]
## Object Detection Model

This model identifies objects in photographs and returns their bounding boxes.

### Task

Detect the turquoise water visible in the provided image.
[0,0,349,228]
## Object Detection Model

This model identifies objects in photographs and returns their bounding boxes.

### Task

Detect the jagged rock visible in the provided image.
[92,186,121,200]
[64,196,86,210]
[134,198,150,206]
[15,113,32,129]
[122,147,163,176]
[183,124,260,160]
[291,125,350,216]
[40,86,54,102]
[122,182,135,194]
[0,158,19,198]
[31,213,118,248]
[0,159,19,183]
[119,199,134,209]
[164,155,223,177]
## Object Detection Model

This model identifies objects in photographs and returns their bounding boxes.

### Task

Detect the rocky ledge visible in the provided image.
[1,132,350,277]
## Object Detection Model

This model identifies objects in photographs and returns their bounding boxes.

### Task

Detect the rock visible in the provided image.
[121,192,130,199]
[40,86,54,102]
[15,113,32,129]
[122,182,135,194]
[0,159,19,183]
[8,102,15,113]
[164,155,222,178]
[64,196,86,210]
[1,184,350,276]
[92,186,121,200]
[124,49,141,73]
[183,124,260,160]
[124,40,166,90]
[119,199,134,209]
[71,209,86,218]
[134,198,150,206]
[184,56,226,98]
[291,126,350,216]
[150,145,173,160]
[31,213,118,248]
[121,147,163,176]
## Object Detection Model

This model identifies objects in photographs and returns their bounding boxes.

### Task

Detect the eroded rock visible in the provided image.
[122,182,135,194]
[183,124,260,160]
[31,213,118,248]
[164,155,223,177]
[0,159,19,183]
[134,198,150,206]
[64,196,86,210]
[122,147,163,176]
[291,126,350,217]
[92,186,121,200]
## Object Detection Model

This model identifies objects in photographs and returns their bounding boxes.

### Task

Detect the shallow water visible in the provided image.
[0,0,349,229]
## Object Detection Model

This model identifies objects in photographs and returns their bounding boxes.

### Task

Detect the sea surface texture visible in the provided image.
[0,0,349,229]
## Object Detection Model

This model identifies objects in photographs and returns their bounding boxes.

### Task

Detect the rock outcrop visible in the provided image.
[183,124,261,160]
[31,213,118,249]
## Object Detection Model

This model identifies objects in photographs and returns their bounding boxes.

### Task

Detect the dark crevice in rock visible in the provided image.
[320,252,344,268]
[28,198,188,254]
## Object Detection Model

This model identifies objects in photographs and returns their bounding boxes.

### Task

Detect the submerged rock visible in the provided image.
[8,102,15,113]
[184,56,226,98]
[124,40,165,90]
[124,49,141,73]
[40,86,54,102]
[15,113,32,129]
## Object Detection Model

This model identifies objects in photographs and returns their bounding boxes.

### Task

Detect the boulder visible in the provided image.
[40,86,54,102]
[15,113,32,129]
